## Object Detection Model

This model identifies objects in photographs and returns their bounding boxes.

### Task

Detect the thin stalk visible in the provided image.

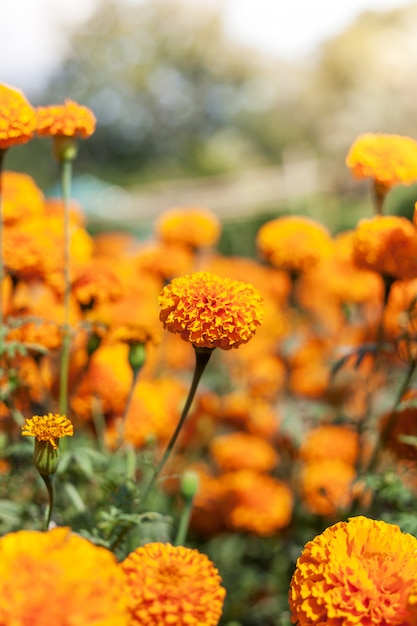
[59,159,73,416]
[139,347,213,505]
[40,474,55,530]
[367,359,417,473]
[175,493,195,546]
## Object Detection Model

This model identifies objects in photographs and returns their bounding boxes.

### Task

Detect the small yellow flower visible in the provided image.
[22,413,73,449]
[159,271,263,350]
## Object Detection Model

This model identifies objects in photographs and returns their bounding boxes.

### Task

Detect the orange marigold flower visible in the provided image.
[121,542,226,626]
[135,242,194,283]
[289,516,417,626]
[0,527,128,625]
[72,259,124,308]
[209,432,279,473]
[346,132,417,188]
[353,215,417,279]
[0,84,36,149]
[22,413,73,449]
[159,271,263,350]
[36,98,96,138]
[1,171,44,225]
[299,459,357,517]
[380,407,417,460]
[300,425,359,465]
[155,206,221,249]
[256,215,334,275]
[223,470,293,536]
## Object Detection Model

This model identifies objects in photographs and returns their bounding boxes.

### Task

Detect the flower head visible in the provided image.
[346,133,417,188]
[0,527,128,625]
[256,215,333,275]
[299,459,357,516]
[37,98,96,138]
[121,542,226,626]
[155,206,221,249]
[22,413,73,449]
[209,432,279,473]
[0,84,36,150]
[289,516,417,626]
[159,271,263,350]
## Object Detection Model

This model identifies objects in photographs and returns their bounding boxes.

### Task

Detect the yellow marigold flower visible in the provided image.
[36,98,96,138]
[0,84,36,149]
[22,413,73,449]
[300,425,359,465]
[223,470,293,536]
[0,527,128,625]
[155,206,221,249]
[121,542,226,626]
[299,459,357,517]
[256,215,334,275]
[353,215,417,279]
[209,432,279,473]
[346,132,417,188]
[289,516,417,626]
[1,171,44,225]
[159,271,263,350]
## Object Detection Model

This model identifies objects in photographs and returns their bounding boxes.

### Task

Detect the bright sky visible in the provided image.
[0,0,412,95]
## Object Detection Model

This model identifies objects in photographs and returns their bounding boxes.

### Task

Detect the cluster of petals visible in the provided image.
[0,84,36,150]
[120,541,226,626]
[346,132,417,188]
[159,271,263,350]
[256,215,334,275]
[0,527,128,625]
[22,413,73,449]
[289,516,417,626]
[36,98,96,138]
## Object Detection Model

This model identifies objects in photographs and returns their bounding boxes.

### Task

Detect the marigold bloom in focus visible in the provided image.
[22,413,73,449]
[0,84,36,149]
[256,215,333,275]
[289,516,417,626]
[346,133,417,188]
[353,215,417,279]
[121,542,226,626]
[0,527,128,625]
[159,271,263,350]
[36,98,96,138]
[155,206,221,249]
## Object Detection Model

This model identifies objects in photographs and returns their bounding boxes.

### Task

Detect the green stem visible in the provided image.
[175,493,195,546]
[0,149,8,329]
[367,359,417,473]
[59,159,73,416]
[140,347,213,505]
[40,474,55,530]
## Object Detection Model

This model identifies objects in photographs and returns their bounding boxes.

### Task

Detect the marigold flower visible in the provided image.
[0,527,128,625]
[121,542,226,626]
[380,407,417,460]
[209,432,279,473]
[1,171,44,225]
[72,259,124,308]
[289,516,417,626]
[0,84,36,149]
[159,271,263,350]
[299,459,357,517]
[346,132,417,188]
[36,98,96,138]
[353,215,417,279]
[300,425,359,465]
[256,215,334,275]
[223,470,293,535]
[22,413,73,449]
[155,206,221,249]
